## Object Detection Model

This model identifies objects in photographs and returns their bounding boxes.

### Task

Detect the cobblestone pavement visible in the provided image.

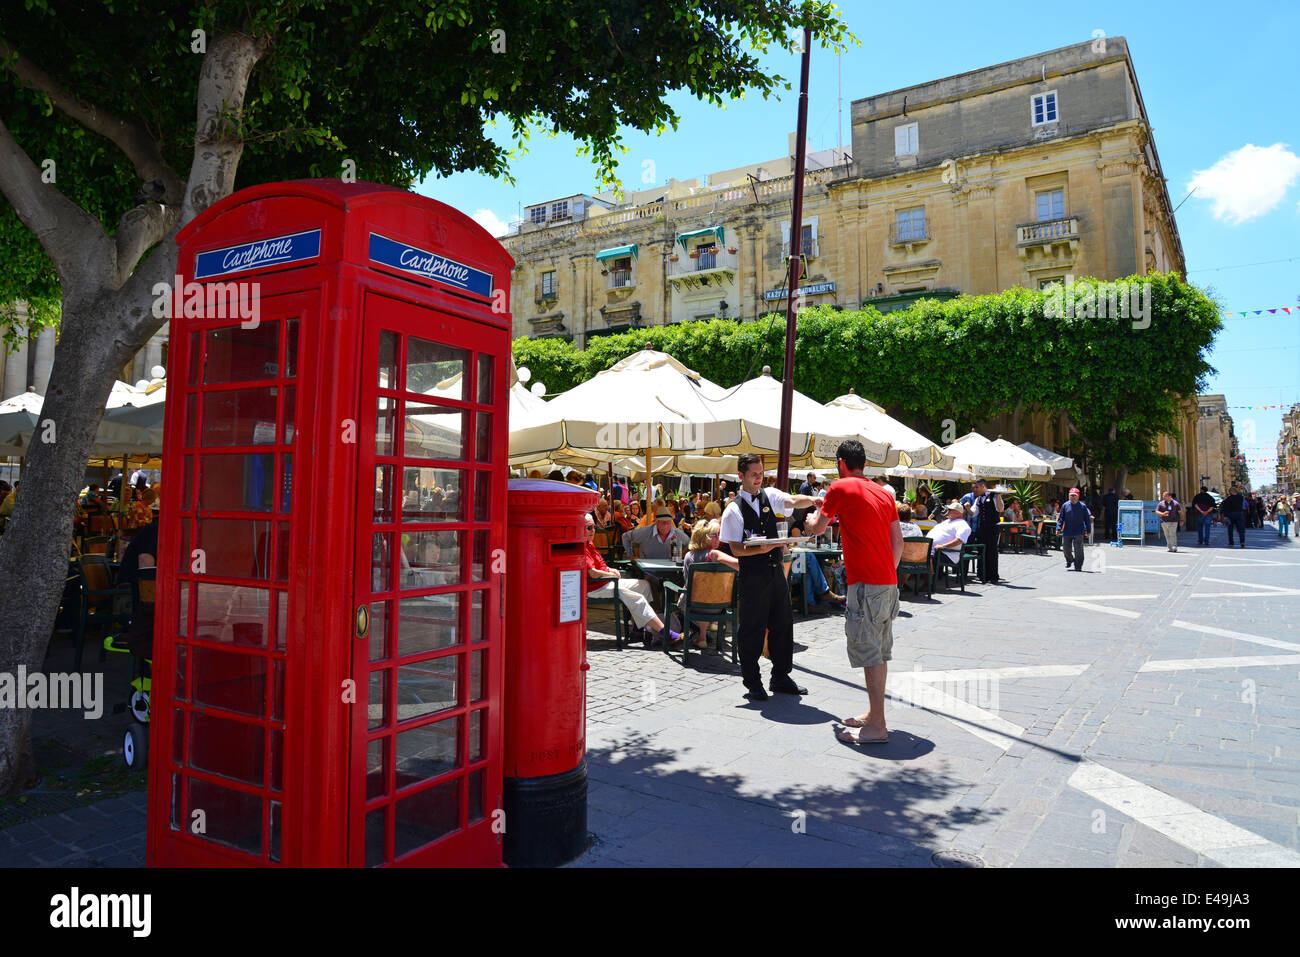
[4,524,1297,867]
[575,524,1300,867]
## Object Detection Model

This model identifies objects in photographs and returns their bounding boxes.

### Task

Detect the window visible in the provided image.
[1039,277,1065,290]
[610,257,633,288]
[1035,188,1065,222]
[695,244,717,270]
[799,224,816,257]
[540,271,557,297]
[1032,92,1058,126]
[549,200,569,221]
[780,218,818,258]
[894,122,918,157]
[528,206,546,226]
[895,207,927,242]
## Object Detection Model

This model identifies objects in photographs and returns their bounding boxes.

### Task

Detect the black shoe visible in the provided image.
[743,685,769,702]
[769,677,809,696]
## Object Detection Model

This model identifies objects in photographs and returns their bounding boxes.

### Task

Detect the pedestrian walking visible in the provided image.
[971,479,1005,583]
[805,440,903,745]
[1191,486,1216,546]
[1102,488,1119,542]
[720,453,820,701]
[1056,488,1093,570]
[1275,496,1291,537]
[1221,485,1247,548]
[1155,490,1182,552]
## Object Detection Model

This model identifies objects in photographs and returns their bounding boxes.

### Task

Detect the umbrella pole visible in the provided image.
[645,447,653,511]
[776,26,811,491]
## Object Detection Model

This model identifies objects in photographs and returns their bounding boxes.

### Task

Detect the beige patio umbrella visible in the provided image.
[824,390,953,469]
[508,346,747,500]
[942,432,1055,481]
[708,369,896,467]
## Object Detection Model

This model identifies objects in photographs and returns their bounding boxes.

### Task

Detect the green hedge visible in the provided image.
[512,273,1221,478]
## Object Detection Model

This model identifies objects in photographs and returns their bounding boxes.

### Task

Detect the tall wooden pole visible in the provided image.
[777,27,812,491]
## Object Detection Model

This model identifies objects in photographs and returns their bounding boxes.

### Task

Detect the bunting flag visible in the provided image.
[1222,306,1293,318]
[1226,402,1299,410]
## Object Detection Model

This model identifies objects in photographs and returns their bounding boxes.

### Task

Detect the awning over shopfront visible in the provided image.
[675,226,724,249]
[595,244,638,261]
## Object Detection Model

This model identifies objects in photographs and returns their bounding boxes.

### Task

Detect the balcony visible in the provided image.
[668,247,738,290]
[605,268,635,290]
[534,281,559,305]
[889,222,932,251]
[781,239,820,260]
[1017,217,1080,260]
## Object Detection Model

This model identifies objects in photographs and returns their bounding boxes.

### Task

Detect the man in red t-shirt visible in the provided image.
[805,440,903,744]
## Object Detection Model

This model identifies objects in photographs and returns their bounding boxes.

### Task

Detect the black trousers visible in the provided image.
[735,562,793,689]
[977,532,1000,582]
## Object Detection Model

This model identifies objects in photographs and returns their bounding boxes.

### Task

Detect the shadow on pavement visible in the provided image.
[582,731,1000,865]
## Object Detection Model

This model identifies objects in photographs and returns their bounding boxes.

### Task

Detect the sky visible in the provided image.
[417,1,1300,489]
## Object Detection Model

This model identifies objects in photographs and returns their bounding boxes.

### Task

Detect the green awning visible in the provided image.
[595,244,638,261]
[676,226,724,249]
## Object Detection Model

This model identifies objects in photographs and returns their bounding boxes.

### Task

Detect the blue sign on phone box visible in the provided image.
[194,229,322,280]
[368,233,493,298]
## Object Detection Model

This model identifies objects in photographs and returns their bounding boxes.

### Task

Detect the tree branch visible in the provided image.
[180,32,272,223]
[113,202,179,288]
[0,114,114,296]
[0,36,185,205]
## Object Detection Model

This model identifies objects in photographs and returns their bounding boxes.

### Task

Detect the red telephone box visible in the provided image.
[148,181,512,866]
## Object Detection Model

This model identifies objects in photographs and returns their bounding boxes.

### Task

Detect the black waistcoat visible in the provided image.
[738,490,781,570]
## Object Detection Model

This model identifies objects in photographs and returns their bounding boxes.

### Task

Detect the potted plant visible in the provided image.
[600,268,608,275]
[668,254,679,262]
[727,246,737,254]
[688,248,701,259]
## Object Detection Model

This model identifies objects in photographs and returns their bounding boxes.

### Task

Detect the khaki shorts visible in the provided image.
[844,583,899,668]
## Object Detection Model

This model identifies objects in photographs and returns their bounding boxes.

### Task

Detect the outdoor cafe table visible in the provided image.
[997,521,1031,553]
[631,557,685,587]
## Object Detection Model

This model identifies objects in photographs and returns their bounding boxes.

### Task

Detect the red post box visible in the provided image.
[502,479,596,866]
[149,180,513,866]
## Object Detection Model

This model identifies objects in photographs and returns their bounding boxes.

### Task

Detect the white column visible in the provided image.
[32,324,56,395]
[3,320,27,399]
[144,338,164,377]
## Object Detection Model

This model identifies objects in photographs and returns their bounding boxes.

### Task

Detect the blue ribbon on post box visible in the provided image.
[368,233,493,298]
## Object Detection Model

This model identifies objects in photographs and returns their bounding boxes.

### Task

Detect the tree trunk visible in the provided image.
[0,300,133,793]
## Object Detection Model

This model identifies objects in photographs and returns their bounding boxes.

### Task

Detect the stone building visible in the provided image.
[1197,395,1246,494]
[0,300,168,400]
[1277,403,1299,495]
[503,37,1198,498]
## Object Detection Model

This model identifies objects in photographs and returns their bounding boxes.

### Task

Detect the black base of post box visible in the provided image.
[502,760,588,868]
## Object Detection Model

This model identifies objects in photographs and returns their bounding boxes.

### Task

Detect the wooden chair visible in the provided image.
[1020,521,1043,554]
[934,543,968,592]
[960,542,984,583]
[73,555,133,671]
[81,535,112,556]
[662,562,736,664]
[897,536,935,599]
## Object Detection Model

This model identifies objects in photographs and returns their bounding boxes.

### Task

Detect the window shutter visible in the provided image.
[895,125,909,155]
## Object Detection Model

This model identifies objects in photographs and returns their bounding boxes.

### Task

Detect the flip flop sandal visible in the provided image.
[841,716,869,728]
[838,728,888,745]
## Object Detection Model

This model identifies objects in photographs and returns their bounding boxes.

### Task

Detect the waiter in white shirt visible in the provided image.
[720,453,820,701]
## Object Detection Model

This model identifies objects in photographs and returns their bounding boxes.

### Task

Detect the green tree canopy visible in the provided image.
[512,272,1222,480]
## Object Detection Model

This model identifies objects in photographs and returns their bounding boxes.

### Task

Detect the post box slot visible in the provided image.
[548,542,583,559]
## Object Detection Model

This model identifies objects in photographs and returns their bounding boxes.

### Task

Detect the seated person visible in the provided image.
[611,502,633,533]
[680,520,740,648]
[1004,499,1023,522]
[913,502,929,521]
[1028,502,1045,521]
[584,513,682,647]
[897,503,922,538]
[927,500,973,567]
[621,507,690,559]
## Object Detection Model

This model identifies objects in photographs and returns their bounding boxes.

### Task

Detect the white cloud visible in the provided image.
[1187,143,1300,224]
[470,208,509,237]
